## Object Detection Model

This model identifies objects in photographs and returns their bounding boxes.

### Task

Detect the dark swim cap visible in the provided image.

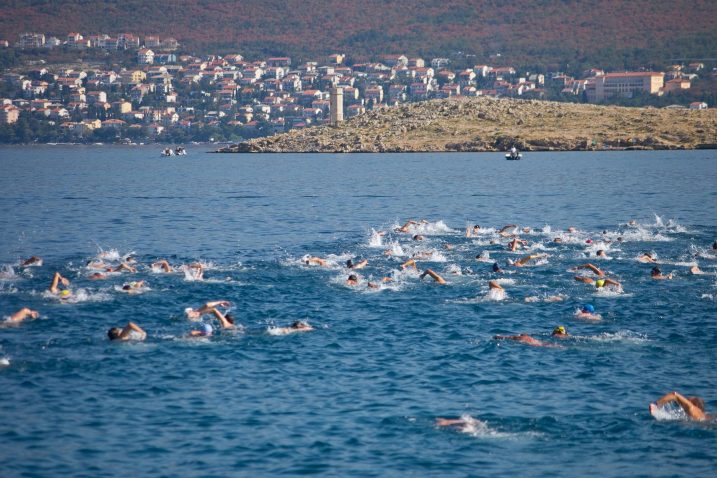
[492,263,501,272]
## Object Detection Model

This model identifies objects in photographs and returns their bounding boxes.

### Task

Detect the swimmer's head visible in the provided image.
[346,259,353,268]
[597,250,606,257]
[122,284,131,290]
[651,266,661,276]
[585,239,593,244]
[473,225,480,230]
[713,241,717,250]
[412,234,424,241]
[60,289,71,297]
[581,304,595,314]
[107,327,122,340]
[492,262,501,272]
[224,313,235,325]
[595,279,606,288]
[552,326,567,336]
[347,274,358,282]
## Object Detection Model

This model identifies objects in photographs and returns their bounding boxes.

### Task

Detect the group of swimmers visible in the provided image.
[3,224,715,423]
[299,218,716,422]
[2,253,313,343]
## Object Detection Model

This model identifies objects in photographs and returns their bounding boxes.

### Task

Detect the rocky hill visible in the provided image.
[217,97,717,153]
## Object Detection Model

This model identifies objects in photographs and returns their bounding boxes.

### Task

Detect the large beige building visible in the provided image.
[587,72,664,102]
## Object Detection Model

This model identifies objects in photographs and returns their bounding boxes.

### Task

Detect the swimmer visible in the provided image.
[346,259,368,270]
[48,272,71,296]
[651,267,673,280]
[420,268,446,284]
[567,226,577,233]
[401,258,418,270]
[492,262,503,273]
[573,263,605,276]
[574,276,621,289]
[152,259,173,272]
[20,256,43,267]
[493,333,559,348]
[186,262,204,279]
[713,241,717,251]
[120,280,146,293]
[522,226,531,233]
[304,256,328,267]
[88,272,107,280]
[396,220,418,233]
[476,251,490,262]
[435,415,485,431]
[188,323,213,338]
[271,320,314,335]
[346,274,359,286]
[112,262,137,273]
[465,225,481,237]
[552,326,569,338]
[6,307,40,323]
[650,392,712,421]
[512,253,547,267]
[185,301,231,320]
[575,304,601,320]
[690,265,704,275]
[412,234,424,241]
[107,321,147,341]
[507,237,527,251]
[443,243,454,250]
[498,224,517,237]
[596,250,608,258]
[86,260,110,270]
[553,237,563,243]
[638,252,657,263]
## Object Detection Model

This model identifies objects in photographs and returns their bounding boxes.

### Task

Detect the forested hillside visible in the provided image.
[1,0,716,70]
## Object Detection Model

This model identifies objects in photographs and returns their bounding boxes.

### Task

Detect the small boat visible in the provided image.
[505,148,522,160]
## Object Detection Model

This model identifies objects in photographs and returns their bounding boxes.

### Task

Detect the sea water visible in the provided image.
[0,146,716,477]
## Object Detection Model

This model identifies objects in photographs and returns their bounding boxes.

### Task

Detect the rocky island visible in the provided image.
[217,97,716,153]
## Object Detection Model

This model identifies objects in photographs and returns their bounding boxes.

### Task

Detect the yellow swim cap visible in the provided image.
[595,279,606,288]
[553,326,566,335]
[60,289,71,297]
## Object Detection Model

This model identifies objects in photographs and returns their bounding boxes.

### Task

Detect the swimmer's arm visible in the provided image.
[436,418,465,427]
[579,264,604,276]
[421,269,446,284]
[604,278,621,287]
[656,392,706,420]
[574,276,594,284]
[210,308,234,329]
[499,224,517,233]
[120,322,146,339]
[204,300,230,308]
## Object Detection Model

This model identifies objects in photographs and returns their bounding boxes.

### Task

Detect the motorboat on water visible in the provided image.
[505,147,522,160]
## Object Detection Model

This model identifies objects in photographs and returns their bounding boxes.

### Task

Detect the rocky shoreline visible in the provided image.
[216,97,717,153]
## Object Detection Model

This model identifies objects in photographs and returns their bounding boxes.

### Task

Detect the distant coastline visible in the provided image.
[216,97,717,153]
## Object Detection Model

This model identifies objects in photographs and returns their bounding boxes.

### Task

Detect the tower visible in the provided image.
[330,87,343,126]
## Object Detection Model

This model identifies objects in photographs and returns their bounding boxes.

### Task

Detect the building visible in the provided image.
[18,33,45,48]
[0,105,20,124]
[137,49,155,65]
[588,72,664,102]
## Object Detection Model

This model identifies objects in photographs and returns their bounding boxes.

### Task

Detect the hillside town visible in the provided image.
[0,31,713,143]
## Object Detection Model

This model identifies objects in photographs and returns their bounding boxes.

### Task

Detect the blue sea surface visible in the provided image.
[0,146,716,477]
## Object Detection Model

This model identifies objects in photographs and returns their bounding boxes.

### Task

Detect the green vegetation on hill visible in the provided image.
[2,0,717,73]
